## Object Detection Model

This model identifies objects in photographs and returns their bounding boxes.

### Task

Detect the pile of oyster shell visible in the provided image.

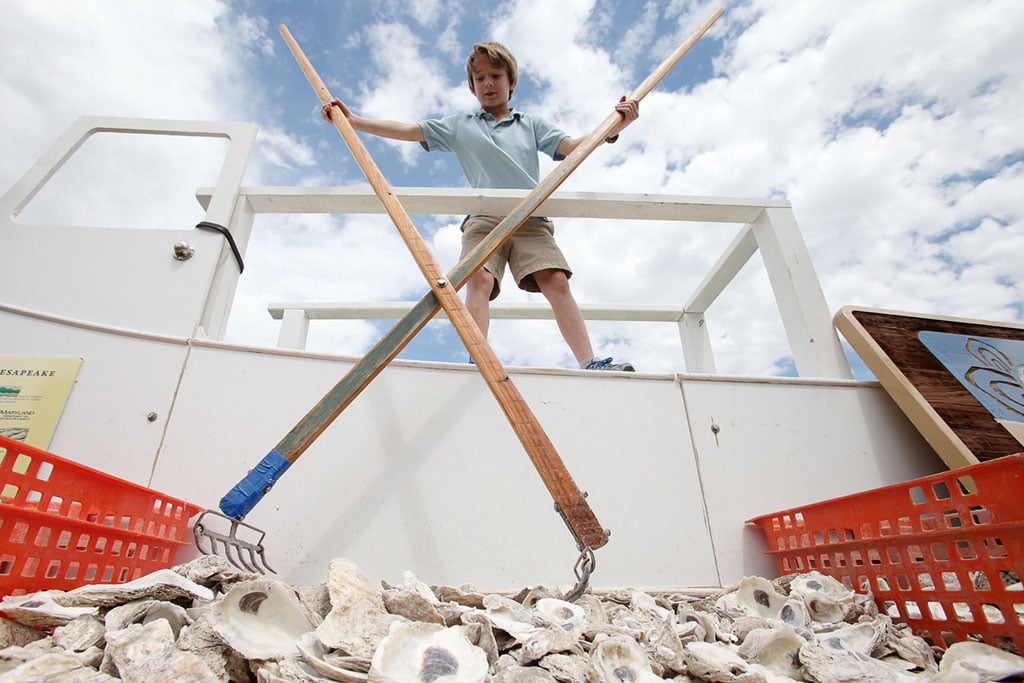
[1,557,1023,682]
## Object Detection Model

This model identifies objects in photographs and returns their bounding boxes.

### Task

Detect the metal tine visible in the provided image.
[192,528,214,556]
[252,545,276,574]
[231,538,266,575]
[222,536,255,573]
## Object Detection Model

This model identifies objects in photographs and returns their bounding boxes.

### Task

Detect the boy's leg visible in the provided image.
[512,220,635,371]
[460,215,508,339]
[532,268,594,365]
[465,268,495,336]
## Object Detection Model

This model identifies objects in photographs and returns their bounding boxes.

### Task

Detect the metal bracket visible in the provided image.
[554,500,586,551]
[196,220,244,273]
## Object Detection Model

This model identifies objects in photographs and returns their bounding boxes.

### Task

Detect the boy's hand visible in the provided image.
[606,95,639,142]
[606,94,638,136]
[321,97,351,123]
[615,95,640,124]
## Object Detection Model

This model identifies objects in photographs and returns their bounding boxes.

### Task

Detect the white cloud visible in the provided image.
[355,22,477,164]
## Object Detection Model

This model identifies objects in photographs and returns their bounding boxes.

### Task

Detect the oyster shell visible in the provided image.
[534,597,586,632]
[646,613,687,676]
[718,576,789,620]
[318,558,401,658]
[591,635,661,683]
[51,614,106,652]
[736,624,805,680]
[457,619,500,668]
[368,621,489,682]
[0,616,48,648]
[938,641,1024,679]
[207,577,319,660]
[296,631,371,682]
[799,638,917,683]
[103,618,220,682]
[480,594,582,664]
[57,567,214,607]
[677,605,720,642]
[173,552,259,590]
[176,612,253,683]
[492,664,558,681]
[799,590,848,625]
[0,648,116,682]
[0,590,98,627]
[435,584,489,609]
[382,573,447,626]
[788,572,851,600]
[105,598,190,639]
[814,620,884,657]
[682,640,764,683]
[882,629,938,673]
[776,597,810,628]
[536,651,591,682]
[788,572,855,626]
[483,594,540,639]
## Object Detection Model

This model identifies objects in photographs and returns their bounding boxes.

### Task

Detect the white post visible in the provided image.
[198,195,256,340]
[680,223,759,375]
[679,312,716,374]
[195,124,259,340]
[277,308,311,350]
[751,207,852,379]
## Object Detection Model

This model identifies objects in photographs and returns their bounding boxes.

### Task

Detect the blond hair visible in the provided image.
[466,41,518,98]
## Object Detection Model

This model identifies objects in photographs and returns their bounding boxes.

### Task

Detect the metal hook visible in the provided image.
[564,547,596,602]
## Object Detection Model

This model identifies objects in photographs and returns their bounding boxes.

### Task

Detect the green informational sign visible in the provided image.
[0,356,83,448]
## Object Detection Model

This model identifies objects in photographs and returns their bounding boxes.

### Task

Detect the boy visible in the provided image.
[323,41,639,371]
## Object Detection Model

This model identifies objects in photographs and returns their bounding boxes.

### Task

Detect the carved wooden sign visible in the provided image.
[834,306,1024,470]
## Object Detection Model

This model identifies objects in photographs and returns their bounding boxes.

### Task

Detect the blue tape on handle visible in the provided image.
[219,449,292,519]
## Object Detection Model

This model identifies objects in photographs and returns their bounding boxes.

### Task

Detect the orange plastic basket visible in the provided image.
[0,435,201,597]
[748,454,1024,653]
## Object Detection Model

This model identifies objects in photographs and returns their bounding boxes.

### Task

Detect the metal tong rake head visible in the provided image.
[193,509,276,574]
[563,547,597,603]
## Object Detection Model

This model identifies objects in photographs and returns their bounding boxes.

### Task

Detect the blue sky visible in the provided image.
[2,0,1022,377]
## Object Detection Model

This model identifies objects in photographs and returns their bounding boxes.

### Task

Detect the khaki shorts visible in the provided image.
[460,215,572,300]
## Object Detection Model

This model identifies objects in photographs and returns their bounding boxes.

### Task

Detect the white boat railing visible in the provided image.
[0,114,849,380]
[199,186,852,379]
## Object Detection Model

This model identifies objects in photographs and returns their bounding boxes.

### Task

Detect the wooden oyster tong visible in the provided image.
[194,9,723,589]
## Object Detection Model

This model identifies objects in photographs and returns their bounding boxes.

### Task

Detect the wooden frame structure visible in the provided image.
[835,306,1024,469]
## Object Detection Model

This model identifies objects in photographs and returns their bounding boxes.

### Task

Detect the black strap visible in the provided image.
[195,221,244,273]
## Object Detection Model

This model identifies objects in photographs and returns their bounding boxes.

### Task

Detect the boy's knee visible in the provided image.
[468,268,497,298]
[534,268,570,294]
[469,268,493,288]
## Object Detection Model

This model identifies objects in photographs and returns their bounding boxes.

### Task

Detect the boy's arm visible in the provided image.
[555,96,639,157]
[322,98,425,142]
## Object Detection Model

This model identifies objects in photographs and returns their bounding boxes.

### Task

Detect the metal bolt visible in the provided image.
[147,412,158,422]
[436,278,448,288]
[173,241,195,261]
[711,423,720,434]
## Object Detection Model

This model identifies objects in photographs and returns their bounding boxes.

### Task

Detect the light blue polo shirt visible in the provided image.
[419,110,567,190]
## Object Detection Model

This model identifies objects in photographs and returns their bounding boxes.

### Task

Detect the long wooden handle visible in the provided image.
[279,24,608,550]
[219,10,724,531]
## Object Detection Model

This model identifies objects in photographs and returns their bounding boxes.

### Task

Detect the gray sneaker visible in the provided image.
[583,357,635,372]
